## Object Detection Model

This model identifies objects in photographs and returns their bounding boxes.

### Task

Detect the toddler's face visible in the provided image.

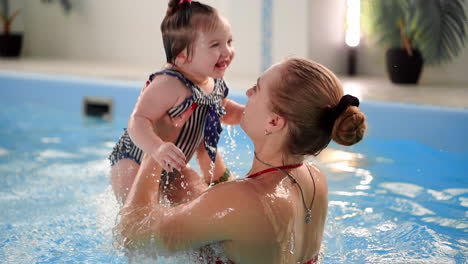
[188,16,235,79]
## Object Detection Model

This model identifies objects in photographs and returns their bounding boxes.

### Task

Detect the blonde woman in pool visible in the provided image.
[116,58,367,263]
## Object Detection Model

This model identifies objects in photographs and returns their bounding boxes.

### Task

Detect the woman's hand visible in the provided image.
[180,166,210,199]
[116,204,170,248]
[115,205,152,247]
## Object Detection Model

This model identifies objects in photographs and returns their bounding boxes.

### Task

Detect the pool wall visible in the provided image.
[361,102,468,153]
[1,71,467,153]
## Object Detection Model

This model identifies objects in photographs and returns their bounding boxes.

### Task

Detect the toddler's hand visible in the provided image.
[150,103,196,172]
[151,142,186,172]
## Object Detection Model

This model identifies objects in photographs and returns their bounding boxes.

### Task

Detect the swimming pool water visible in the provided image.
[1,72,467,263]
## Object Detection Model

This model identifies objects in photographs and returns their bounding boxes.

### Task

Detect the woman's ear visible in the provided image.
[265,113,286,134]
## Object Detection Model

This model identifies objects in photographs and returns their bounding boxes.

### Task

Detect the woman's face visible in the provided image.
[241,63,283,140]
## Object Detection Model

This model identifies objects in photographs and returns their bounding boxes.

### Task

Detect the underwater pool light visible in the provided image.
[83,96,113,121]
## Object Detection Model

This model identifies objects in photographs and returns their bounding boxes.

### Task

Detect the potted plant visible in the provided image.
[0,0,22,57]
[362,0,467,84]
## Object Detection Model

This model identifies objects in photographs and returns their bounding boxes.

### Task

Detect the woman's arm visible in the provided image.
[119,174,262,252]
[221,98,244,125]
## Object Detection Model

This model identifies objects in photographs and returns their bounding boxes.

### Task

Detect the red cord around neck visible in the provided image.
[247,163,303,179]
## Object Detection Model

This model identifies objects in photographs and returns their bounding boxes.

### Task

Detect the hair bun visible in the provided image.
[167,0,182,16]
[331,106,366,146]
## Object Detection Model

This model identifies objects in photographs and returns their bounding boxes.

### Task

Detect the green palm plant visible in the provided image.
[363,0,467,65]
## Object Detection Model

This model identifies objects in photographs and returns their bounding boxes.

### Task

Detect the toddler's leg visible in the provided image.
[195,142,231,185]
[110,159,140,204]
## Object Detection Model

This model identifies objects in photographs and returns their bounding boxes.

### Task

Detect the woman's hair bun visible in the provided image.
[331,106,366,146]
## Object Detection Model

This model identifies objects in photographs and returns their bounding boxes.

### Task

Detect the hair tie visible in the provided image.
[322,94,360,131]
[178,0,192,5]
[331,94,359,117]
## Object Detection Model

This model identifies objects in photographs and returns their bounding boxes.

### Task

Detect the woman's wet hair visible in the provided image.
[269,58,367,156]
[161,0,220,64]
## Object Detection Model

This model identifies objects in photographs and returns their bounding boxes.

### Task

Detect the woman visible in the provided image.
[116,58,367,263]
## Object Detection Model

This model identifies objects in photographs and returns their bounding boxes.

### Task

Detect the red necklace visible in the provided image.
[247,163,303,178]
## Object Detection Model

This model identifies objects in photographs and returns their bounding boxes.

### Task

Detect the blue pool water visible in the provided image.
[1,71,467,263]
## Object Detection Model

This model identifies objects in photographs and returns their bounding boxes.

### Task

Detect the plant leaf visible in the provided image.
[0,0,8,19]
[362,0,405,48]
[411,0,466,65]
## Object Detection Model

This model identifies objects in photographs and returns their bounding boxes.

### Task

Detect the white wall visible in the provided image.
[18,0,263,80]
[272,0,308,64]
[16,0,310,81]
[307,0,348,74]
[224,0,261,79]
[21,0,167,66]
[10,0,468,84]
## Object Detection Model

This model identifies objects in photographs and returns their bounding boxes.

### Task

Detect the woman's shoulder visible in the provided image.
[232,175,295,220]
[305,162,328,197]
[206,179,275,220]
[210,179,278,241]
[209,178,262,200]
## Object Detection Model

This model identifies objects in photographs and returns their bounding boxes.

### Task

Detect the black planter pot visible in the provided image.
[0,34,23,57]
[386,48,423,84]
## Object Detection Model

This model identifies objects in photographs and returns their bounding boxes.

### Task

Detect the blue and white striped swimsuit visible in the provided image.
[109,69,229,166]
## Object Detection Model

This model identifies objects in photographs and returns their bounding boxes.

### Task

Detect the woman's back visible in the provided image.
[224,163,327,263]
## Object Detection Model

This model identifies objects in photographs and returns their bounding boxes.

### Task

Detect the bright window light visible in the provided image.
[345,0,360,47]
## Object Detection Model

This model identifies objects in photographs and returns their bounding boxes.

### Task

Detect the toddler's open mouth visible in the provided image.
[215,60,229,70]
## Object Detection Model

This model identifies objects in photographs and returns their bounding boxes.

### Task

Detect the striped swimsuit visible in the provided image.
[108,69,229,167]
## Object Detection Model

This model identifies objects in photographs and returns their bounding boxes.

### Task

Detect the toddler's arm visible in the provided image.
[127,75,190,172]
[221,98,244,125]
